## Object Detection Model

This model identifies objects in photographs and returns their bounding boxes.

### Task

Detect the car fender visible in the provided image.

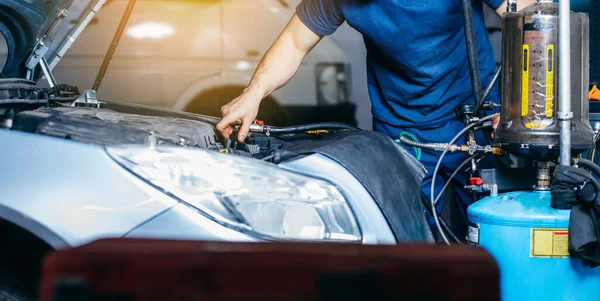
[0,203,68,249]
[0,129,180,248]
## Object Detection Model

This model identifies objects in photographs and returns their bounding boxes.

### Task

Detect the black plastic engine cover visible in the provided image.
[12,107,219,148]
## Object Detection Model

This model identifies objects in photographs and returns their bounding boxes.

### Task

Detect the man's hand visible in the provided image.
[215,14,322,141]
[216,89,262,142]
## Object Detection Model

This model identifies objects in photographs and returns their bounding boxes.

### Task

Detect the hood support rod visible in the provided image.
[39,57,57,88]
[92,0,136,92]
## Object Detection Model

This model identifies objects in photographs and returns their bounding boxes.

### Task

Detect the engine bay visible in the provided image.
[0,79,343,161]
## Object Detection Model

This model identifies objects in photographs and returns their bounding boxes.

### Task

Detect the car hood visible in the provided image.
[0,0,105,78]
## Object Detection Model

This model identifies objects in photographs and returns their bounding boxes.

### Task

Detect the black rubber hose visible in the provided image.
[576,158,600,178]
[475,66,502,115]
[267,122,361,134]
[477,67,512,168]
[461,0,483,108]
[420,192,462,244]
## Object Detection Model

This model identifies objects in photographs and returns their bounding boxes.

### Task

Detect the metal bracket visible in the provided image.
[25,42,49,71]
[71,89,100,108]
[557,111,574,120]
[25,7,68,81]
[25,42,49,81]
[25,43,58,88]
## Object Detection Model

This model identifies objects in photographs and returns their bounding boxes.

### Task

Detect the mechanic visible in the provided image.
[216,0,536,236]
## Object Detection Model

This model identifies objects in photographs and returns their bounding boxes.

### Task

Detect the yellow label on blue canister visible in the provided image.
[531,228,569,258]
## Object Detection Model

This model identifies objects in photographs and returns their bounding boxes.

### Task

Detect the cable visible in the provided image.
[587,146,596,161]
[419,192,462,244]
[267,122,361,134]
[587,132,600,160]
[475,66,502,115]
[428,153,487,244]
[433,153,486,207]
[430,113,499,244]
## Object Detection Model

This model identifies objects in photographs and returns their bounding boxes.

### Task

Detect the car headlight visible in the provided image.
[106,146,361,242]
[316,63,349,105]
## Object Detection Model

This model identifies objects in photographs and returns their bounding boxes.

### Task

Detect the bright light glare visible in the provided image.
[235,60,252,71]
[127,22,176,40]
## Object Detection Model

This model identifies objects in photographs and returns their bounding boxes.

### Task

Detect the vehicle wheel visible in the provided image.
[0,220,53,301]
[184,85,291,126]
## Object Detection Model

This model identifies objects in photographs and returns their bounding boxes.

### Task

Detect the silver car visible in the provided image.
[0,1,431,300]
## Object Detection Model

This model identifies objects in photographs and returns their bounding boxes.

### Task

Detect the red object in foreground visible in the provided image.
[39,239,499,301]
[470,177,484,186]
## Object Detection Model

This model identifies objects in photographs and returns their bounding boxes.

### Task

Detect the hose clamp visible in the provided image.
[557,111,573,120]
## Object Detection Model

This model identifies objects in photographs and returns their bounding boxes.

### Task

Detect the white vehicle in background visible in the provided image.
[52,0,355,126]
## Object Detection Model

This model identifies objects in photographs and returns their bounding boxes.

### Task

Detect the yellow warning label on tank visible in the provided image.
[522,44,530,117]
[531,228,569,258]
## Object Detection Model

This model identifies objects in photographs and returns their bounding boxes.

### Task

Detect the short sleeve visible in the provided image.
[296,0,345,36]
[484,0,505,9]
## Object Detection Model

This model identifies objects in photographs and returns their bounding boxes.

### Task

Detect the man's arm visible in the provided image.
[493,0,539,17]
[216,14,322,142]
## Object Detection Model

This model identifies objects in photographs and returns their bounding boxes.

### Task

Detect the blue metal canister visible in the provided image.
[468,191,600,301]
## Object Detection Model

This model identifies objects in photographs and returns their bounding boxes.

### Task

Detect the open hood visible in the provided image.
[0,0,105,79]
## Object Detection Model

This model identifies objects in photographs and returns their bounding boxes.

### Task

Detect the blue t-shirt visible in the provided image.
[297,0,502,134]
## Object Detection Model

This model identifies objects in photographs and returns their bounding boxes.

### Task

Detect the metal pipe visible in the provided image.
[558,0,573,166]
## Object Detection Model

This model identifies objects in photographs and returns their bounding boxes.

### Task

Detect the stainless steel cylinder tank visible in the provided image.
[495,1,594,160]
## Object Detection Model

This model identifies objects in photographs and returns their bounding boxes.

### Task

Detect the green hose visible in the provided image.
[395,131,422,161]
